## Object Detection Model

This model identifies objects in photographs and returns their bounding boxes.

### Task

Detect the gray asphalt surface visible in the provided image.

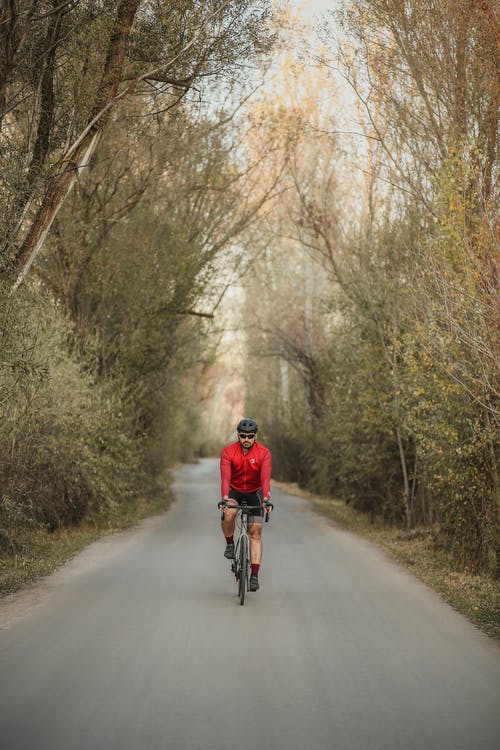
[0,458,499,750]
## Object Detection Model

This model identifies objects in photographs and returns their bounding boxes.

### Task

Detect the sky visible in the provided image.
[293,0,338,10]
[289,0,340,17]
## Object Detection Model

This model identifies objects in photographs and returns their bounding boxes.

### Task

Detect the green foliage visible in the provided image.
[265,419,310,486]
[0,282,143,552]
[400,326,499,573]
[264,313,408,522]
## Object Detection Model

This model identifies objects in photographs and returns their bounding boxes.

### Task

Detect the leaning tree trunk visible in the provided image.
[10,0,140,292]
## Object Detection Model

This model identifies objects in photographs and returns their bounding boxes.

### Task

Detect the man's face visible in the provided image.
[238,431,256,449]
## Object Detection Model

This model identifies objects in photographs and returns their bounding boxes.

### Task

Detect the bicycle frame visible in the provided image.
[221,502,264,605]
[234,512,250,604]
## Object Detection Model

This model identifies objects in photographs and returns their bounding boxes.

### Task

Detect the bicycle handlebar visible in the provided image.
[219,501,273,523]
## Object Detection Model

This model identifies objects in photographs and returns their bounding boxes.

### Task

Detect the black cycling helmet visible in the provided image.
[237,418,258,433]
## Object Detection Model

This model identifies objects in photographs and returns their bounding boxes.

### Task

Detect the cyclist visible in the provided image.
[219,418,272,592]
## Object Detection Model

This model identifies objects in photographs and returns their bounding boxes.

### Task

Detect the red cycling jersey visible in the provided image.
[220,441,271,498]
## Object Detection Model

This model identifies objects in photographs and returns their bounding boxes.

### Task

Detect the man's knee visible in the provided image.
[248,523,262,539]
[221,511,237,531]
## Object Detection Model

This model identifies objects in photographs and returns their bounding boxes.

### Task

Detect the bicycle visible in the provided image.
[220,500,273,605]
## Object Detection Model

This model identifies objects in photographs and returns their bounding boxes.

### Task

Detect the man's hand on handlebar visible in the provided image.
[218,496,229,512]
[263,499,273,523]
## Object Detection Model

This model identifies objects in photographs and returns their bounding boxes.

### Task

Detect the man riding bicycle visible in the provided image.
[219,418,272,592]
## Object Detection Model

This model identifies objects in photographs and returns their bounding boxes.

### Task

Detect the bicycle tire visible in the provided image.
[238,535,248,605]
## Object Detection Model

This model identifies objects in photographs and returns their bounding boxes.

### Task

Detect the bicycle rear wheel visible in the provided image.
[238,535,248,605]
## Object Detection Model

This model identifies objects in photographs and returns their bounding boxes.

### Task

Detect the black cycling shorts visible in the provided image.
[228,488,263,520]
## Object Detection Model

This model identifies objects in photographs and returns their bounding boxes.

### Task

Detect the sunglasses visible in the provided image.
[238,432,256,439]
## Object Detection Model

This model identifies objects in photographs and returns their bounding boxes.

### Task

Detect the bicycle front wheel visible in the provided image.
[238,535,248,605]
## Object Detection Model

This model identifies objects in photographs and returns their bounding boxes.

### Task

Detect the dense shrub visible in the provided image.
[0,283,143,552]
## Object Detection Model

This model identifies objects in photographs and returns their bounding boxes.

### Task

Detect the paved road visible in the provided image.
[0,458,499,750]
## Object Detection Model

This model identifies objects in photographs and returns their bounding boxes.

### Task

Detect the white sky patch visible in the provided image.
[293,0,339,12]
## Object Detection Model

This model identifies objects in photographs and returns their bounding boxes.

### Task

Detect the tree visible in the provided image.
[1,0,275,289]
[239,0,498,569]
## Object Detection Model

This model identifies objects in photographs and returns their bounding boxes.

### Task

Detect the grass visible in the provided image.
[274,480,500,642]
[0,478,174,597]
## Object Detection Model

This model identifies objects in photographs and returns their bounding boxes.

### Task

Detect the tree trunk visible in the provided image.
[479,0,500,56]
[0,0,17,125]
[29,0,63,176]
[395,426,414,530]
[2,0,65,263]
[10,0,140,291]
